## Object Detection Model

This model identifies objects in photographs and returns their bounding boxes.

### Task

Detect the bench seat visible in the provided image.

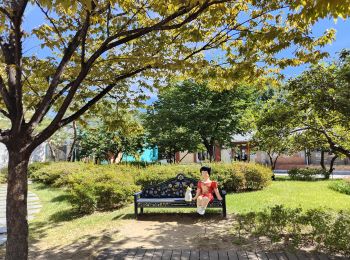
[134,174,227,218]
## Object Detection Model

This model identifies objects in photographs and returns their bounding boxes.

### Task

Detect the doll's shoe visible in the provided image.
[198,207,206,215]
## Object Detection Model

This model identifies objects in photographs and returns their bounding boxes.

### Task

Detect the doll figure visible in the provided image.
[184,186,193,202]
[193,166,223,215]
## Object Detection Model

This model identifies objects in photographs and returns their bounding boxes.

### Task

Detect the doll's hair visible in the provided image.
[200,166,211,175]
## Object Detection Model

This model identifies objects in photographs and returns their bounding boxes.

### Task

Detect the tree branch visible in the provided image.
[30,66,151,149]
[0,6,12,19]
[0,108,9,118]
[35,0,67,47]
[28,11,91,128]
[59,66,151,127]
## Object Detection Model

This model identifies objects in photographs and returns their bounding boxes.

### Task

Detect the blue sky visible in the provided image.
[281,18,350,78]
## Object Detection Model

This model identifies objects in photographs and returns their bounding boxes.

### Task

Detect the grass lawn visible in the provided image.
[29,183,134,251]
[227,178,350,214]
[28,178,350,251]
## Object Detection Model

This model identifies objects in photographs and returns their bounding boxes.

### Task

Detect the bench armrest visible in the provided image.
[134,191,142,198]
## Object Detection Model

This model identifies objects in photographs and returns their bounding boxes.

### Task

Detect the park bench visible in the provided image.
[133,174,227,218]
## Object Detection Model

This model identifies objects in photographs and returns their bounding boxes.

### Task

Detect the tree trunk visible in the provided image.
[326,154,338,179]
[6,148,30,260]
[268,153,274,170]
[273,155,279,170]
[320,150,326,170]
[179,151,189,163]
[67,121,77,162]
[48,141,56,161]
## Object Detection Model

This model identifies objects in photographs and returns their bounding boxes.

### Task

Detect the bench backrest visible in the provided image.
[141,174,198,198]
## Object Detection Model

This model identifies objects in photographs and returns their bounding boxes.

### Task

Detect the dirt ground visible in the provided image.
[28,213,265,260]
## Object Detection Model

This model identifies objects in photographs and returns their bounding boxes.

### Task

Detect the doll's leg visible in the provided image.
[197,195,204,207]
[201,197,210,209]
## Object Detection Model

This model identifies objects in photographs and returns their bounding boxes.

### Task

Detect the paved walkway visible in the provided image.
[0,184,41,246]
[96,248,346,260]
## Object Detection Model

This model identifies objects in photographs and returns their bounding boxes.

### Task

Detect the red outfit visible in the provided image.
[197,181,218,203]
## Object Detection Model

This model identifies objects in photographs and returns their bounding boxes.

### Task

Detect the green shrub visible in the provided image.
[30,162,97,187]
[240,163,272,190]
[66,170,138,213]
[329,179,350,195]
[28,162,51,177]
[134,164,201,188]
[134,162,272,192]
[216,166,246,192]
[235,206,350,257]
[288,168,328,180]
[30,161,272,193]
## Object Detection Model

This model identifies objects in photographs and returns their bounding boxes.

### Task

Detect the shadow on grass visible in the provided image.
[30,182,55,190]
[51,194,72,202]
[49,208,85,223]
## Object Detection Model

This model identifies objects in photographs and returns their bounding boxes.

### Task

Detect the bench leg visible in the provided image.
[140,207,144,214]
[134,197,138,218]
[222,197,227,218]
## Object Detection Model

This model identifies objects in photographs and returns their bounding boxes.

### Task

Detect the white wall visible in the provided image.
[0,142,48,169]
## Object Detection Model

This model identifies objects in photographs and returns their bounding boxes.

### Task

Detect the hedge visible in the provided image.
[329,179,350,195]
[29,161,273,213]
[288,168,328,181]
[133,162,272,192]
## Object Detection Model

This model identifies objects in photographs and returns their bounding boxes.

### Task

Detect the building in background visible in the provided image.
[173,134,350,170]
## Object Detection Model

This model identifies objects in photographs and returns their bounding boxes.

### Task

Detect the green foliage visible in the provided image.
[66,171,138,214]
[134,162,272,192]
[235,205,350,256]
[144,80,257,161]
[30,161,272,194]
[252,96,298,170]
[329,179,350,195]
[78,105,145,164]
[28,162,52,177]
[30,162,92,187]
[288,168,328,181]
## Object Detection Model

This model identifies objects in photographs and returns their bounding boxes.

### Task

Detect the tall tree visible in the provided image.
[286,53,350,158]
[252,97,295,170]
[145,80,257,161]
[0,1,348,258]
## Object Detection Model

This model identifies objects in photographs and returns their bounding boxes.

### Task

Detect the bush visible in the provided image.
[239,163,272,190]
[134,164,201,188]
[66,170,138,213]
[288,168,328,181]
[29,161,272,193]
[28,162,51,177]
[329,179,350,195]
[134,162,272,192]
[30,162,97,187]
[235,206,350,257]
[28,161,272,214]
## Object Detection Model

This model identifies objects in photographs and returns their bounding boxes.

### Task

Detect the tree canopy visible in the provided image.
[144,80,257,161]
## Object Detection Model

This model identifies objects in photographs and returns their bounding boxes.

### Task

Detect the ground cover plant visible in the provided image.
[329,179,350,195]
[234,205,350,257]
